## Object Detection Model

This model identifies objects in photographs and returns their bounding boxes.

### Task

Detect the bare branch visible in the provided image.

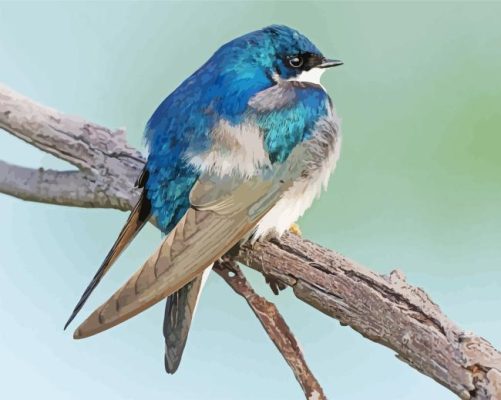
[0,84,145,211]
[0,83,144,194]
[0,160,94,207]
[232,235,501,400]
[1,82,500,399]
[0,160,117,208]
[214,260,327,400]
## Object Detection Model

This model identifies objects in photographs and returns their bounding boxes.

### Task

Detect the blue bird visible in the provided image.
[65,24,342,373]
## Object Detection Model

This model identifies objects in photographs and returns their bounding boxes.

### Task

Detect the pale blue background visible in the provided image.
[1,2,500,399]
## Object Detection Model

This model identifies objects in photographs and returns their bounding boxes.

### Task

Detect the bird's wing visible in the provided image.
[64,168,151,329]
[73,172,292,339]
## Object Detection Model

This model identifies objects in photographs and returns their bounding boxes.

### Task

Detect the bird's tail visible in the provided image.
[163,267,211,374]
[64,169,152,330]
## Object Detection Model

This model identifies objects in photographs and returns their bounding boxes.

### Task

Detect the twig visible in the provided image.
[0,160,115,208]
[214,259,327,400]
[1,82,500,399]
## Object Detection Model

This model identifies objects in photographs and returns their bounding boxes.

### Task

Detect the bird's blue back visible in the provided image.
[145,25,330,233]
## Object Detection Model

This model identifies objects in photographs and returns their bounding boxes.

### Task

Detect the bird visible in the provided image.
[64,24,342,373]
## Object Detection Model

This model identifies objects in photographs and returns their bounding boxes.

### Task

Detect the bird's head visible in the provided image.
[209,25,342,89]
[187,25,341,121]
[262,24,342,85]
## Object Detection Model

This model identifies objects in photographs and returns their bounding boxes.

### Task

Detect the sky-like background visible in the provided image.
[1,2,500,399]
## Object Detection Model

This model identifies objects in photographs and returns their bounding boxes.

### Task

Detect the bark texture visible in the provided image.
[233,236,501,400]
[1,83,500,400]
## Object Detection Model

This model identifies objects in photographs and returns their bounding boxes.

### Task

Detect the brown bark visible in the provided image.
[214,259,327,400]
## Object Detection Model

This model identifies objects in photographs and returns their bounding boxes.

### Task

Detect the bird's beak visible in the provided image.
[318,58,343,69]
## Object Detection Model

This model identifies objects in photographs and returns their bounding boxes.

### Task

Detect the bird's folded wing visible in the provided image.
[73,174,290,339]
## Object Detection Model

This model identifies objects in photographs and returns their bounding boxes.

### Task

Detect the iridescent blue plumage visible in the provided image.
[144,24,328,232]
[255,85,329,163]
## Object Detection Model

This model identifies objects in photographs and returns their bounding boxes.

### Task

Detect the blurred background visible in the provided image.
[1,1,500,399]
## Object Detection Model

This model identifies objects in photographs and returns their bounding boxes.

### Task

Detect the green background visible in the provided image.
[1,1,500,399]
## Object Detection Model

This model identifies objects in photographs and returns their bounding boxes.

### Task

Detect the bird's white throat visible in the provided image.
[288,67,326,85]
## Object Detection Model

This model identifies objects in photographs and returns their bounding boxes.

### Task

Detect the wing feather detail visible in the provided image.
[73,175,290,339]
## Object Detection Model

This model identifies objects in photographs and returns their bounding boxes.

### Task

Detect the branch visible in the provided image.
[232,235,501,400]
[0,83,144,211]
[0,83,143,172]
[214,259,327,400]
[0,160,120,208]
[1,83,500,399]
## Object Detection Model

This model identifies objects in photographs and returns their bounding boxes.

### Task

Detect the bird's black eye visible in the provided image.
[288,55,303,68]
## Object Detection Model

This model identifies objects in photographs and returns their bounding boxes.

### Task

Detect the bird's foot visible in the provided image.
[265,274,287,296]
[288,223,302,236]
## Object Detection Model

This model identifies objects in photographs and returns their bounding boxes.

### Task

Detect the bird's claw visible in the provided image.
[288,223,302,236]
[265,274,287,295]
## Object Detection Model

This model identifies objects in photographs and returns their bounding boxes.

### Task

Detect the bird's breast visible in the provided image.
[253,112,341,240]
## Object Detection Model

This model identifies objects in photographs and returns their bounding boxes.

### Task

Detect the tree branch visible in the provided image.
[0,83,144,211]
[1,82,500,400]
[0,160,122,208]
[0,83,143,172]
[214,259,327,400]
[232,235,501,400]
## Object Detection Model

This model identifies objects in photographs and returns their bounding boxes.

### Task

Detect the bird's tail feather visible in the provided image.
[64,170,152,330]
[163,268,211,374]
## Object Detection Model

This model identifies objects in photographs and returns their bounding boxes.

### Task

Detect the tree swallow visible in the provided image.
[64,24,342,372]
